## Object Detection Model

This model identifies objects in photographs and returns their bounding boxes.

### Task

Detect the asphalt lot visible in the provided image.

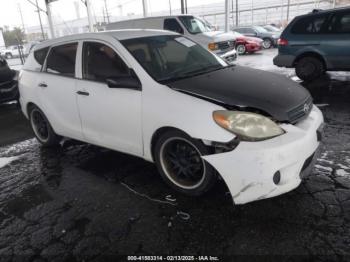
[1,49,350,260]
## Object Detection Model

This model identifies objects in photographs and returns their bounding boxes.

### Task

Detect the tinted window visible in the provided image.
[178,16,210,34]
[328,12,350,33]
[234,28,245,33]
[164,19,184,34]
[121,35,227,83]
[34,47,49,67]
[82,42,129,82]
[292,14,328,34]
[245,28,256,34]
[46,43,77,77]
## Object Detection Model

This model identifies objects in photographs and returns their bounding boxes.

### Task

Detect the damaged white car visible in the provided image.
[19,30,324,204]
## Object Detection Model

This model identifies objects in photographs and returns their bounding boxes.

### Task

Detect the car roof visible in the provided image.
[32,29,178,51]
[295,6,350,19]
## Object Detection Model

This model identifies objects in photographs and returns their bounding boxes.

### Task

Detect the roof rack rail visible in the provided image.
[311,9,323,13]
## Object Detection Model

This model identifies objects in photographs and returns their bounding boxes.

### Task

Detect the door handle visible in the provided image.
[38,82,47,88]
[77,91,89,96]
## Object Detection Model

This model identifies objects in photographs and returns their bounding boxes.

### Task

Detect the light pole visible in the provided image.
[225,0,229,32]
[45,0,55,38]
[142,0,148,17]
[85,0,94,32]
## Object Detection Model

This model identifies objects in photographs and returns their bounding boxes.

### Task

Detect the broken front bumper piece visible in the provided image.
[203,106,324,205]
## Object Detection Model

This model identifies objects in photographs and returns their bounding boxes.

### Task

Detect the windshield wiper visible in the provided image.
[159,64,234,84]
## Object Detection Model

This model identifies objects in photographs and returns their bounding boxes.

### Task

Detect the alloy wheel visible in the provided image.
[159,137,206,190]
[31,109,49,143]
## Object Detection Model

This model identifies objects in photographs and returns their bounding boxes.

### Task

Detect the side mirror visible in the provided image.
[106,76,141,90]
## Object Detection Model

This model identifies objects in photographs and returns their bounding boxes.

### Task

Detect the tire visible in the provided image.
[5,53,13,59]
[29,106,61,147]
[236,44,246,55]
[295,56,325,81]
[154,130,217,196]
[262,38,272,49]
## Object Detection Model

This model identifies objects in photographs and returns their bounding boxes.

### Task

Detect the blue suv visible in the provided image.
[274,7,350,81]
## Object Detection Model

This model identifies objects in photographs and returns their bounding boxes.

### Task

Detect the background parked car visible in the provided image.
[0,45,24,59]
[106,15,238,63]
[263,24,282,33]
[231,31,262,55]
[274,7,350,81]
[233,26,280,49]
[0,55,18,104]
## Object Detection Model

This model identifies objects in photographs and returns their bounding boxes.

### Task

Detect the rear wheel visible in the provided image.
[236,44,246,55]
[295,56,325,81]
[29,106,61,146]
[154,130,217,196]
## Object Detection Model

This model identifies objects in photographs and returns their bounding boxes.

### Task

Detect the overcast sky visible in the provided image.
[0,0,222,29]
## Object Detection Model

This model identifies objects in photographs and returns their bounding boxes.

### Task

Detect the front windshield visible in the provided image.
[264,25,280,32]
[254,26,268,33]
[178,16,210,34]
[121,35,227,83]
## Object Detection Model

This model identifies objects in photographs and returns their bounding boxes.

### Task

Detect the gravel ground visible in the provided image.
[1,49,350,261]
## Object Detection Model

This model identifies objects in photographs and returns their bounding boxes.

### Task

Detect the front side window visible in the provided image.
[178,16,210,34]
[164,19,184,34]
[46,43,77,77]
[254,26,268,33]
[121,35,227,83]
[291,14,328,34]
[82,42,129,82]
[328,12,350,33]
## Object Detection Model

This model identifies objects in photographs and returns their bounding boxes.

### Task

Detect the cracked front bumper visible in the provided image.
[203,106,324,205]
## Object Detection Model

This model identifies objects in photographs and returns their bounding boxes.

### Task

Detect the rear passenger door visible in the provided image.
[325,10,350,69]
[40,42,83,140]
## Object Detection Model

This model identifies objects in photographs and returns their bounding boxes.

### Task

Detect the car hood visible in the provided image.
[245,36,263,43]
[201,31,236,42]
[166,66,311,123]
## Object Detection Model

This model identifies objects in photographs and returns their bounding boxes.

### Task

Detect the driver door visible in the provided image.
[76,40,143,156]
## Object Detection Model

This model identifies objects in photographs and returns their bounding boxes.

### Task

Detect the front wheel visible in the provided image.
[236,44,246,55]
[29,106,61,147]
[154,130,217,196]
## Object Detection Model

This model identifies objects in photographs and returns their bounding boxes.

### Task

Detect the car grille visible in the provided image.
[217,40,235,51]
[288,96,313,124]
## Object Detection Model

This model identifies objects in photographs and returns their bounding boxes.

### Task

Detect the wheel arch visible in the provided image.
[150,126,188,162]
[293,52,327,70]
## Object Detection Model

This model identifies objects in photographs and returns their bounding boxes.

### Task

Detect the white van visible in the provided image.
[106,15,237,63]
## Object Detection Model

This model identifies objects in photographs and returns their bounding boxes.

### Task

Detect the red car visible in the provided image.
[232,31,263,55]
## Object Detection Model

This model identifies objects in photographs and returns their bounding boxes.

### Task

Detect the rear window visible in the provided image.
[291,14,328,34]
[22,47,49,72]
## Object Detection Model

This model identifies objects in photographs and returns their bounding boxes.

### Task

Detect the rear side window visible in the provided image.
[34,47,49,67]
[22,47,49,72]
[164,19,184,34]
[82,42,129,82]
[291,14,328,34]
[328,12,350,33]
[45,43,77,77]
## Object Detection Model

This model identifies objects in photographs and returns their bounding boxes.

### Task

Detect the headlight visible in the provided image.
[213,110,285,141]
[208,42,219,51]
